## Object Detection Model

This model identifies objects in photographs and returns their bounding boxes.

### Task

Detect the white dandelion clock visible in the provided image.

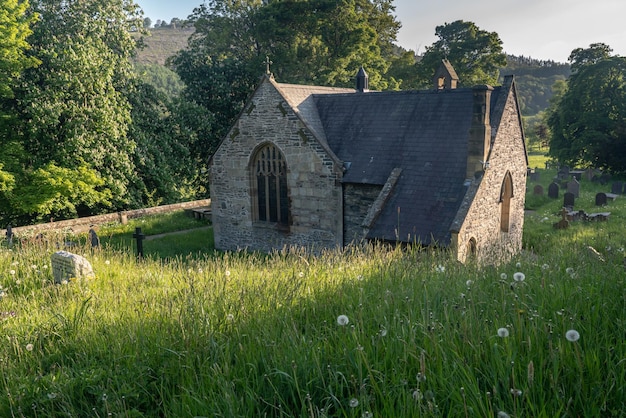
[337,315,349,326]
[565,329,580,342]
[513,272,525,282]
[497,327,510,338]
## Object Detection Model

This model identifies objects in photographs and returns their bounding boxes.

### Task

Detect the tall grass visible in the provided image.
[0,171,625,417]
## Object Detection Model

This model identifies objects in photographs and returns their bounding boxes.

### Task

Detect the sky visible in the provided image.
[136,0,626,63]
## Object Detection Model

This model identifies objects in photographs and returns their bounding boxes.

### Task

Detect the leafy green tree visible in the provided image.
[548,55,626,172]
[416,20,506,88]
[0,0,39,100]
[15,0,144,210]
[170,0,400,141]
[568,43,612,73]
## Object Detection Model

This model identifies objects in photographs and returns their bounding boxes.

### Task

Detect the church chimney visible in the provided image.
[356,67,369,92]
[466,85,493,179]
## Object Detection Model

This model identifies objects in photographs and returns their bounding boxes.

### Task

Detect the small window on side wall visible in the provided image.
[467,237,477,261]
[251,143,290,226]
[500,172,514,232]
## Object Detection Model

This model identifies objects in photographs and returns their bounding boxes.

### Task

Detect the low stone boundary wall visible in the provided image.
[1,199,211,238]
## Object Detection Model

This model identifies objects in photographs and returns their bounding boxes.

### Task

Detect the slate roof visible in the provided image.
[309,86,506,246]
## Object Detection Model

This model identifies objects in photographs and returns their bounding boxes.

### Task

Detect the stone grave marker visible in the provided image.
[51,251,95,284]
[553,208,569,230]
[611,181,623,194]
[5,225,13,247]
[563,192,575,209]
[548,182,559,199]
[530,171,541,182]
[595,192,607,206]
[557,166,570,180]
[88,226,100,248]
[533,185,544,196]
[567,178,580,198]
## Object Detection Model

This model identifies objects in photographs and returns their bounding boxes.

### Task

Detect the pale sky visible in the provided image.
[136,0,626,63]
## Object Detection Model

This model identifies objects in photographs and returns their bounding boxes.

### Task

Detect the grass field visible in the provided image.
[0,164,625,417]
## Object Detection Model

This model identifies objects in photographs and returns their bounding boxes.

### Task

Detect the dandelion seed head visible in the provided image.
[225,270,231,277]
[565,267,574,275]
[349,398,359,408]
[497,412,510,418]
[565,329,580,342]
[337,315,349,326]
[25,343,34,351]
[413,389,423,401]
[497,327,510,338]
[226,314,234,322]
[104,260,110,265]
[542,264,549,270]
[298,272,304,278]
[9,270,15,275]
[356,274,364,281]
[510,388,522,397]
[379,329,387,337]
[516,262,521,268]
[435,264,445,273]
[513,272,525,282]
[362,412,373,418]
[500,273,507,280]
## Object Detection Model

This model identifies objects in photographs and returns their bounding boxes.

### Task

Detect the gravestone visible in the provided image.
[51,251,95,284]
[133,227,145,259]
[557,166,570,180]
[530,171,540,182]
[595,192,607,206]
[5,225,13,247]
[548,182,559,199]
[563,192,575,209]
[611,181,623,194]
[553,208,570,230]
[567,178,580,198]
[88,227,100,248]
[533,185,544,196]
[584,168,596,181]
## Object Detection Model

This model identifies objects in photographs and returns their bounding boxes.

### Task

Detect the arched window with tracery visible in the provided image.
[500,172,514,232]
[251,143,289,226]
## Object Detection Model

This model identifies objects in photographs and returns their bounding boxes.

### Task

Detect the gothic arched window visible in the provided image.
[500,172,514,232]
[251,144,289,226]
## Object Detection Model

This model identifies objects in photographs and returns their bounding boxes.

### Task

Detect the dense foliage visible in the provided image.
[548,44,626,172]
[414,20,507,88]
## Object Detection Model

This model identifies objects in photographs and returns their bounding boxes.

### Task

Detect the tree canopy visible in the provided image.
[415,20,507,88]
[548,48,626,172]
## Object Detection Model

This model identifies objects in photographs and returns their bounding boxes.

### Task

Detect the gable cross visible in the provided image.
[264,55,273,76]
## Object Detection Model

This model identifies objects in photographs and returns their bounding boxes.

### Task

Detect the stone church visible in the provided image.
[209,61,527,263]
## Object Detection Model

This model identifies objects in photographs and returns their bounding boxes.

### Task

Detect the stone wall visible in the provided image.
[1,199,211,238]
[210,78,343,252]
[453,87,526,264]
[343,183,382,244]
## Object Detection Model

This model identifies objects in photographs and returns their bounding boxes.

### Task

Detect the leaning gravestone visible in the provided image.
[567,178,580,198]
[533,185,544,196]
[611,181,623,195]
[51,251,95,284]
[548,182,559,199]
[563,192,575,209]
[595,192,607,206]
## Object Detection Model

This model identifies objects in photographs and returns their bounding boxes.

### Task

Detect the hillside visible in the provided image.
[134,27,193,65]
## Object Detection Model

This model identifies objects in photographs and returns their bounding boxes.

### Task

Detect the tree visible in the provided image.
[548,55,626,172]
[170,0,400,144]
[15,0,144,210]
[568,43,612,73]
[143,16,152,28]
[0,0,39,100]
[415,20,506,88]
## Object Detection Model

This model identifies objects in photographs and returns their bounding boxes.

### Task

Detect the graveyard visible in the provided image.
[0,161,625,416]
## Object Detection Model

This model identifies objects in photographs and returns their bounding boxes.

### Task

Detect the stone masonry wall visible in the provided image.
[343,183,381,245]
[455,89,527,264]
[210,79,343,252]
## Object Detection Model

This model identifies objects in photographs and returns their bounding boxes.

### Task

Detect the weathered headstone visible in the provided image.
[567,178,580,198]
[51,251,95,284]
[88,226,100,248]
[548,182,559,199]
[5,225,13,247]
[563,192,575,209]
[553,208,569,230]
[530,171,541,182]
[584,168,595,182]
[533,185,544,196]
[611,181,623,194]
[133,227,145,259]
[595,192,607,206]
[557,166,570,180]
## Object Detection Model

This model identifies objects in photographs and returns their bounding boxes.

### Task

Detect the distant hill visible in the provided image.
[500,55,571,116]
[134,27,193,66]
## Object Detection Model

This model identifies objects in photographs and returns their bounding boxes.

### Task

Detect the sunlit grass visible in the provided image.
[0,169,625,417]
